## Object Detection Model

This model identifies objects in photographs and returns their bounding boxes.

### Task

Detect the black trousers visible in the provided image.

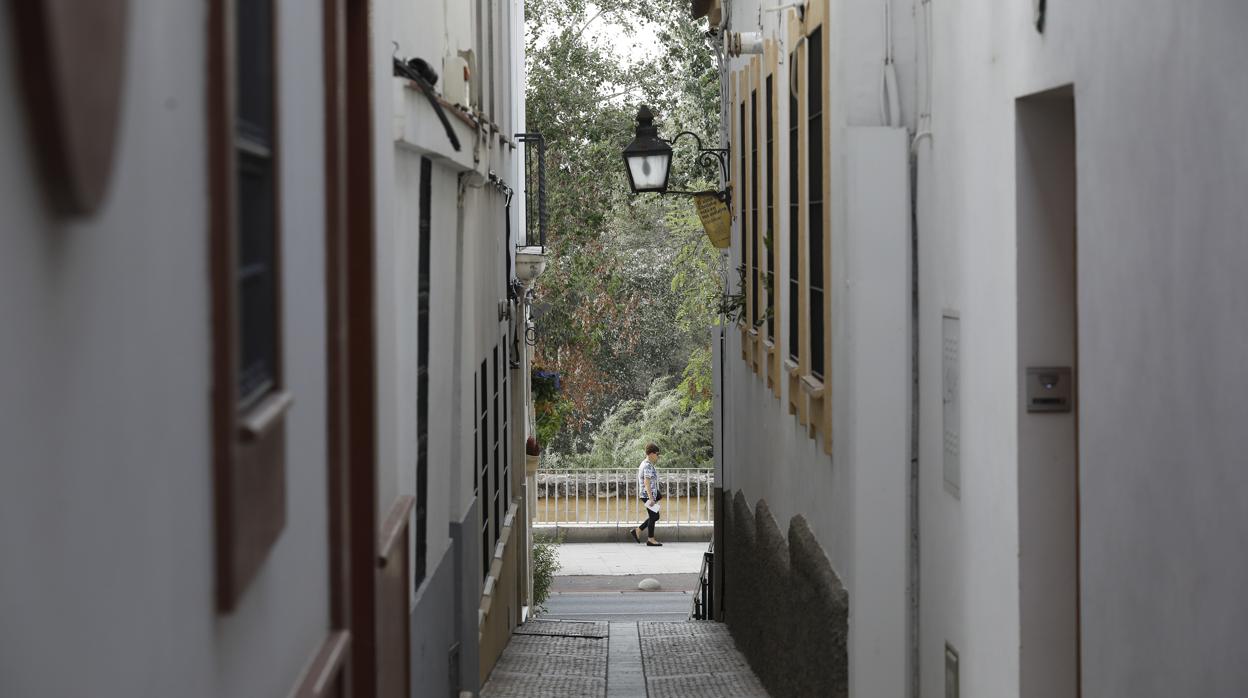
[638,501,660,538]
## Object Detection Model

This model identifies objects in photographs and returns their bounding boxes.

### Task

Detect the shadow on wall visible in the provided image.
[724,491,848,698]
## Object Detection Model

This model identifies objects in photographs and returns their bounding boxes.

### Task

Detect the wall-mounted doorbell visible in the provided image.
[1025,366,1072,413]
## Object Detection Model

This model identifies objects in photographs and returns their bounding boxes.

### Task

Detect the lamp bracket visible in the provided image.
[663,131,730,186]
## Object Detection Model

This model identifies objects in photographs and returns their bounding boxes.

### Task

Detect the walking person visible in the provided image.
[629,443,663,546]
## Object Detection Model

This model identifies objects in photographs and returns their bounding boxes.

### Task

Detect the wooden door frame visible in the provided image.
[343,0,379,695]
[289,0,365,695]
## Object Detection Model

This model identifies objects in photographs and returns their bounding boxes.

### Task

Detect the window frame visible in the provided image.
[807,25,826,386]
[764,42,782,400]
[750,87,759,334]
[209,0,290,613]
[794,5,834,455]
[415,156,432,588]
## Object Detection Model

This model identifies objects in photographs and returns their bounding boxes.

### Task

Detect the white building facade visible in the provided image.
[0,0,537,696]
[708,0,1248,696]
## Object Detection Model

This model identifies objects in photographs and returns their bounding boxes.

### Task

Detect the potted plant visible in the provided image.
[525,435,541,474]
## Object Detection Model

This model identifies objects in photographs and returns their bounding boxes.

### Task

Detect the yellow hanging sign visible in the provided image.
[694,193,731,249]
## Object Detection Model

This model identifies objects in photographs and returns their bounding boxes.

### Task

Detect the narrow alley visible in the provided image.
[3,0,1247,696]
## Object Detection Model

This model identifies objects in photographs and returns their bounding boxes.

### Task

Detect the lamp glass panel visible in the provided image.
[626,152,670,191]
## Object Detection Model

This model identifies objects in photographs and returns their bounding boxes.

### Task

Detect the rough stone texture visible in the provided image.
[483,621,610,698]
[752,501,796,696]
[788,515,849,698]
[480,672,607,698]
[725,491,759,661]
[484,619,769,697]
[513,620,609,638]
[639,622,768,698]
[638,578,662,591]
[722,493,849,698]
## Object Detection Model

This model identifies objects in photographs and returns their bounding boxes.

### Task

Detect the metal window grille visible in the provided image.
[739,102,746,272]
[788,50,800,362]
[517,133,547,249]
[492,345,501,546]
[807,28,826,380]
[236,0,278,406]
[750,89,759,327]
[416,156,432,588]
[765,76,776,342]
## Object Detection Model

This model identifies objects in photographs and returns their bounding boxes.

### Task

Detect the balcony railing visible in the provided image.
[691,544,714,620]
[517,133,546,250]
[534,468,715,526]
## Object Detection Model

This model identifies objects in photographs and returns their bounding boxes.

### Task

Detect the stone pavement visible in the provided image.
[480,619,768,698]
[555,542,708,576]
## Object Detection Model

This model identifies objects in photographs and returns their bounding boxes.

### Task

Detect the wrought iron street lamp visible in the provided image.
[622,106,730,205]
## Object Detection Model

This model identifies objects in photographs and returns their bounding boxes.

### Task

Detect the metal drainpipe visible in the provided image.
[714,3,731,622]
[908,109,926,698]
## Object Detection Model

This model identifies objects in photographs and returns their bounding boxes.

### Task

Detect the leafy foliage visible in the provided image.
[544,377,713,470]
[526,0,723,459]
[532,533,561,612]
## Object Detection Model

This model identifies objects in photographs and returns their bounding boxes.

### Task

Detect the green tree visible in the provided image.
[526,0,723,456]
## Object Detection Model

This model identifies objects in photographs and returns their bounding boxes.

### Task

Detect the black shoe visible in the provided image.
[646,541,663,547]
[629,529,641,544]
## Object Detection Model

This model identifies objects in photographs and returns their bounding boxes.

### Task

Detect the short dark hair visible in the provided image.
[644,443,660,455]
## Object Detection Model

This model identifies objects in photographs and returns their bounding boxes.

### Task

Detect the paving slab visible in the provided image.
[552,573,700,593]
[482,619,768,698]
[555,542,709,576]
[541,591,691,622]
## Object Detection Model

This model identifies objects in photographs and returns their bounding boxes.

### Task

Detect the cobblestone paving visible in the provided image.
[639,622,768,698]
[481,619,767,697]
[513,619,609,638]
[482,621,608,698]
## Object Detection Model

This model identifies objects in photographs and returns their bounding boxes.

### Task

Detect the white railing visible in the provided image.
[534,468,715,526]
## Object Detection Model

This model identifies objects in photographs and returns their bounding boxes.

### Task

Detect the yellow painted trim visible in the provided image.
[816,15,834,455]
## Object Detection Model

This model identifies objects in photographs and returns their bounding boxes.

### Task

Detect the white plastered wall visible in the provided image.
[719,1,917,695]
[917,1,1248,696]
[0,1,332,695]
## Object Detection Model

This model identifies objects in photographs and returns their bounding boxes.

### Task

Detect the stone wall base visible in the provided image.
[723,491,849,697]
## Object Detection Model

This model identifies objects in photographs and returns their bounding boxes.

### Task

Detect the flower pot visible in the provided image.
[525,454,540,475]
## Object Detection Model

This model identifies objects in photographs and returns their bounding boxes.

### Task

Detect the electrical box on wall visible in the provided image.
[942,314,961,497]
[1025,366,1072,413]
[442,54,471,107]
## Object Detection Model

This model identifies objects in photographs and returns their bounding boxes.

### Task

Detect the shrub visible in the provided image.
[532,534,561,613]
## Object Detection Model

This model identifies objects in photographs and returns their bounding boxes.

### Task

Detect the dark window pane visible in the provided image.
[415,157,432,588]
[810,286,825,379]
[739,101,747,280]
[236,0,273,143]
[476,359,486,474]
[482,527,490,582]
[473,377,479,495]
[808,28,826,380]
[750,89,759,326]
[766,76,776,341]
[492,345,500,539]
[237,153,276,402]
[502,372,510,504]
[235,0,276,406]
[788,51,800,362]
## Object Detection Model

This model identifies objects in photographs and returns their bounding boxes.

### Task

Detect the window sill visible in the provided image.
[239,390,294,441]
[784,358,800,376]
[800,374,825,400]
